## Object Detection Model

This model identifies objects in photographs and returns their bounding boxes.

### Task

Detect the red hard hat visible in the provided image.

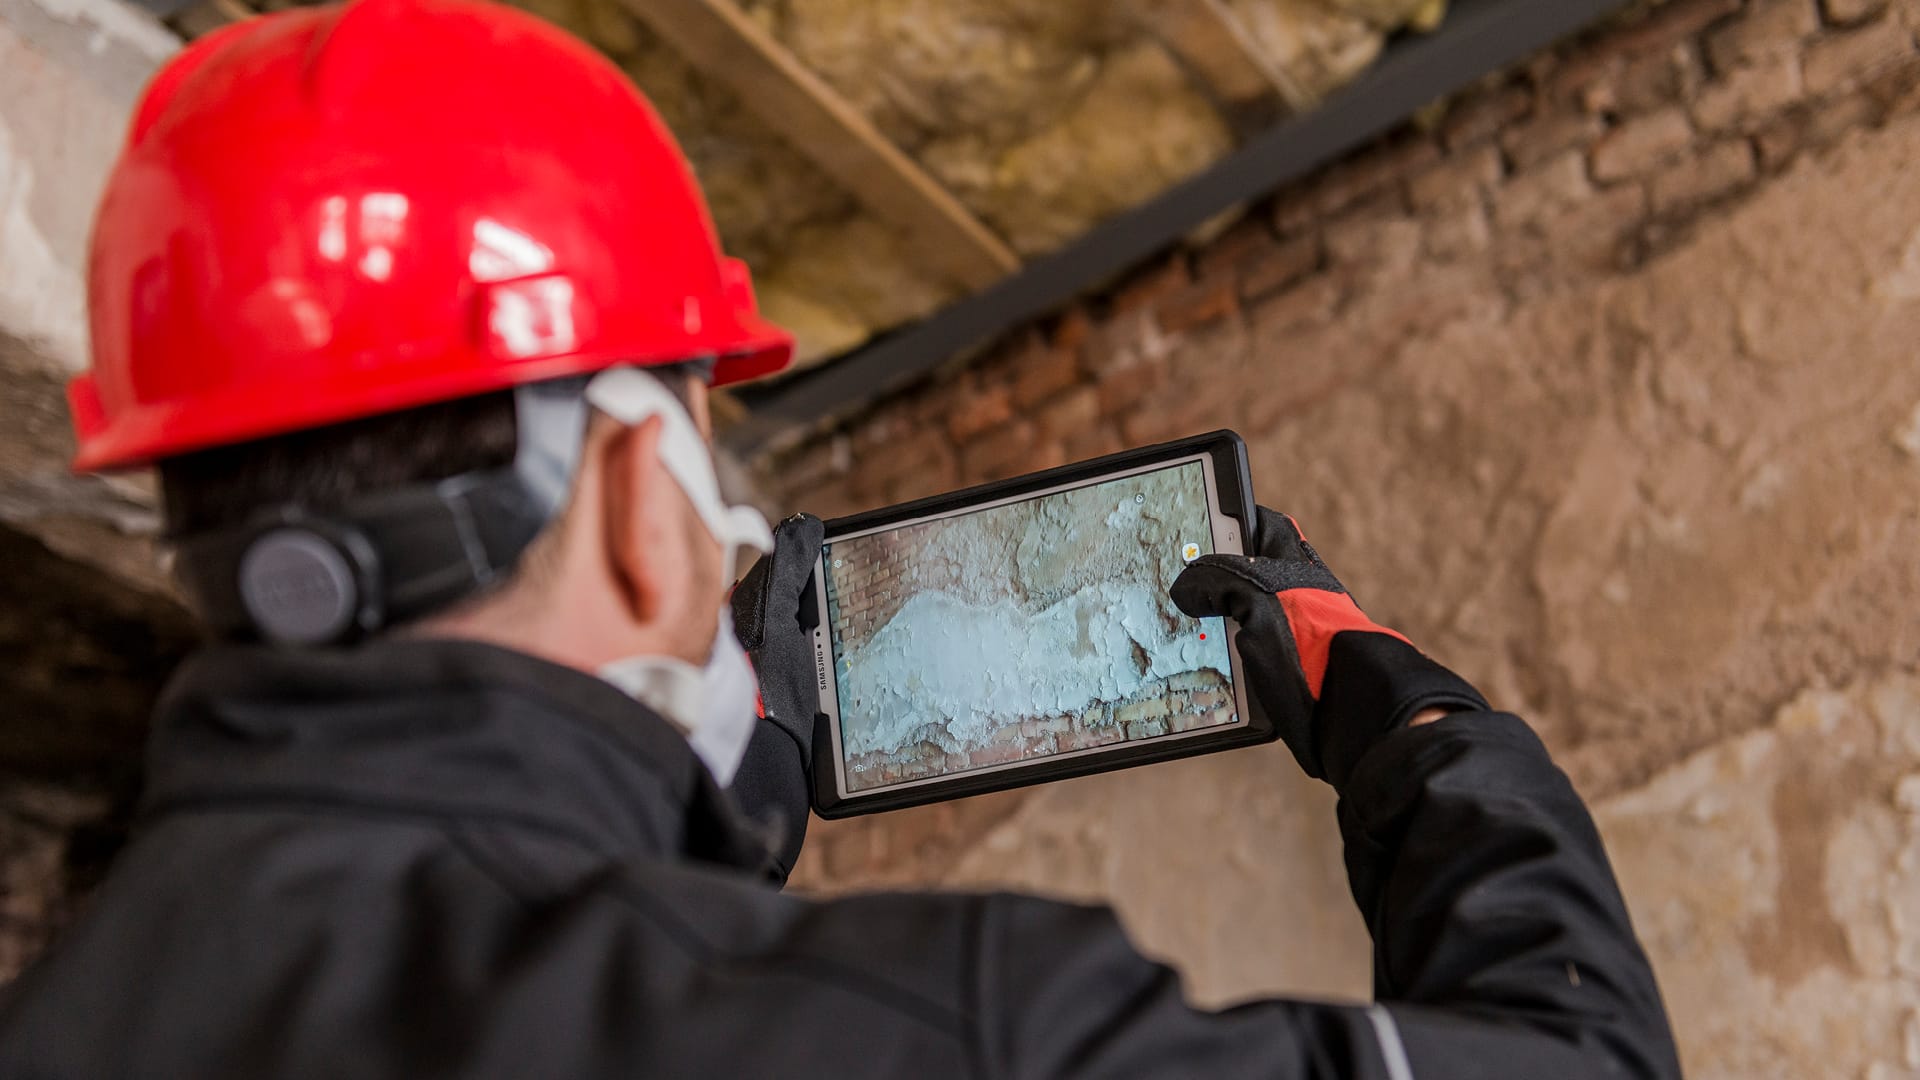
[69,0,793,472]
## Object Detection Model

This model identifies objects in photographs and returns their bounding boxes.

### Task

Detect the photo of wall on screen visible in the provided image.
[823,464,1235,793]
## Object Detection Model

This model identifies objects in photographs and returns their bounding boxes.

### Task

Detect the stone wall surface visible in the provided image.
[768,2,1920,1075]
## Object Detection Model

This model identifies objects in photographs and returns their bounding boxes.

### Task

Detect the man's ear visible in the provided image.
[600,416,668,623]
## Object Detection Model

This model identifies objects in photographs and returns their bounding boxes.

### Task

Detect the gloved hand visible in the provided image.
[728,513,824,881]
[1171,508,1487,791]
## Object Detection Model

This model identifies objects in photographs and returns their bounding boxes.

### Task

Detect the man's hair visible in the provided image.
[158,365,705,537]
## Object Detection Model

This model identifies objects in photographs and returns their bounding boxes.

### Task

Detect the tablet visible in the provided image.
[809,431,1272,817]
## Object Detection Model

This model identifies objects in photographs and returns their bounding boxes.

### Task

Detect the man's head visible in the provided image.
[68,0,795,666]
[155,364,733,668]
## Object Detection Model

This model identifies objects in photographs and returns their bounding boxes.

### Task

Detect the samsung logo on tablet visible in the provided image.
[814,637,829,693]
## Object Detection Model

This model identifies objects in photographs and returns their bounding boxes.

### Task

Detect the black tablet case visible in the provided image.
[811,430,1275,818]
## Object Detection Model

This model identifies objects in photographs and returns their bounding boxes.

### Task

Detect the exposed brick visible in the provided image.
[959,421,1060,482]
[1692,56,1807,131]
[1119,395,1218,446]
[1063,423,1123,463]
[1824,0,1890,25]
[1705,0,1820,72]
[880,457,960,504]
[1754,110,1807,169]
[946,383,1014,442]
[1035,385,1100,440]
[1633,0,1746,44]
[1590,107,1695,182]
[1424,203,1494,262]
[1309,133,1440,217]
[1650,138,1758,214]
[1271,187,1318,237]
[1761,82,1884,164]
[1553,183,1652,271]
[1057,725,1125,753]
[1545,0,1740,112]
[1246,274,1343,333]
[968,743,1025,767]
[1126,716,1171,741]
[1407,144,1504,213]
[1115,697,1172,728]
[1440,84,1533,150]
[860,426,953,488]
[1620,44,1709,114]
[1495,151,1595,230]
[1862,43,1920,110]
[1156,278,1239,335]
[1094,360,1166,414]
[1106,257,1189,316]
[1502,111,1605,171]
[1238,232,1324,301]
[1009,342,1083,409]
[1803,18,1916,97]
[1324,210,1424,283]
[1048,307,1093,353]
[1192,215,1279,280]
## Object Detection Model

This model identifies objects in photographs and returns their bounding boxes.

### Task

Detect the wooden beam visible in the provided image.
[1142,0,1318,121]
[622,0,1020,291]
[169,0,253,39]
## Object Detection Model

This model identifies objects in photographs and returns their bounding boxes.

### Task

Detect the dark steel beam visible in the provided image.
[724,0,1634,453]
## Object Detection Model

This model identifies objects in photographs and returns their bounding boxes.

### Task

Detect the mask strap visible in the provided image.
[582,366,773,563]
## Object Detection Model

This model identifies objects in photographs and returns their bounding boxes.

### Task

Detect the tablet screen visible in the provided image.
[819,457,1238,796]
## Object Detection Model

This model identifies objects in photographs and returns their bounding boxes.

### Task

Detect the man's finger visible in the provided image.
[1171,558,1274,624]
[769,514,825,579]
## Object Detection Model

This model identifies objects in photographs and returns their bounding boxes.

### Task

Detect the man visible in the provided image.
[0,0,1682,1076]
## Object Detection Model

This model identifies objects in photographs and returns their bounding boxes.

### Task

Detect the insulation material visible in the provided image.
[508,0,1446,364]
[919,43,1234,258]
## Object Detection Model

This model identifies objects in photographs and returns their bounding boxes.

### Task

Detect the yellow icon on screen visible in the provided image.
[1181,542,1201,563]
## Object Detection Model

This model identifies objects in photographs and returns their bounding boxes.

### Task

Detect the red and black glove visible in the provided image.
[1171,508,1487,791]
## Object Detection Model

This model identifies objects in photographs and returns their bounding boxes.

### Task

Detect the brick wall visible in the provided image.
[823,531,913,657]
[761,0,1920,519]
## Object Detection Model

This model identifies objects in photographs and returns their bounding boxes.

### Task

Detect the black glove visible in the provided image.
[1171,508,1487,791]
[728,513,824,881]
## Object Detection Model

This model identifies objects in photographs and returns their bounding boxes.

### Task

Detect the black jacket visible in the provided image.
[0,640,1680,1078]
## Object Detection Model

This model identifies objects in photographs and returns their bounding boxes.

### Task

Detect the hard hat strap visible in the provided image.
[171,377,591,646]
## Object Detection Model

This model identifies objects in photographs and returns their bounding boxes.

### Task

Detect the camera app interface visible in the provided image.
[822,461,1236,794]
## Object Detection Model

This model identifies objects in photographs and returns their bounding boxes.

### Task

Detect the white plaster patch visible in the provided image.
[838,579,1231,756]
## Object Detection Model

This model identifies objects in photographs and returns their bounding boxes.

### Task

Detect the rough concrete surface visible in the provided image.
[1603,674,1920,1079]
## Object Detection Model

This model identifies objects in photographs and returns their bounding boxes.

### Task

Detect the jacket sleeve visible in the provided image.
[1334,710,1681,1079]
[977,711,1681,1080]
[725,718,810,884]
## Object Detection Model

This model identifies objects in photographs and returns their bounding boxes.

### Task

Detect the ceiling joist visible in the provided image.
[621,0,1020,292]
[1142,0,1318,124]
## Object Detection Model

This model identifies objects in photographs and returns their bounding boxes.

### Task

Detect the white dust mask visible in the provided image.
[584,366,774,786]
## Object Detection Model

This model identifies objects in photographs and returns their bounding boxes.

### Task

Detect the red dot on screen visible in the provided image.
[1199,633,1207,640]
